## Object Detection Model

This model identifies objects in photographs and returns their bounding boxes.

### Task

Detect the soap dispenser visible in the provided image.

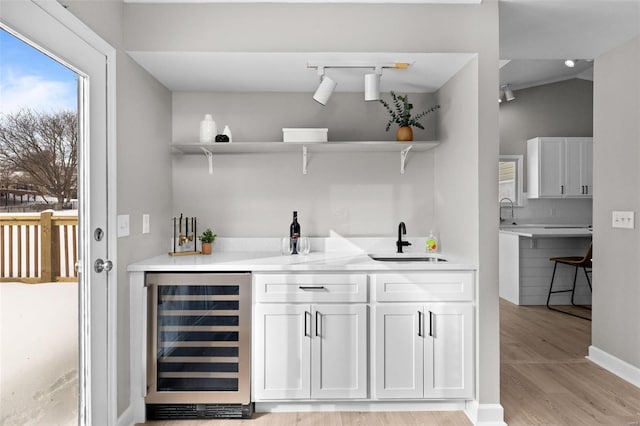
[426,230,438,253]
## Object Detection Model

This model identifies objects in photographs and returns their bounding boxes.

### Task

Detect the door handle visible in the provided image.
[299,286,325,291]
[418,311,423,337]
[429,311,434,337]
[315,311,320,337]
[94,258,113,273]
[304,311,309,337]
[561,185,564,194]
[585,185,589,194]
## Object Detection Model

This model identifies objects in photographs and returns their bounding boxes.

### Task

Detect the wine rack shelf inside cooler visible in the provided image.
[146,273,251,405]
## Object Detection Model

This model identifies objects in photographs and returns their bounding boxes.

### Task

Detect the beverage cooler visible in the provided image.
[145,272,253,419]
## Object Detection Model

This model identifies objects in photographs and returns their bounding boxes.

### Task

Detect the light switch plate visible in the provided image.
[117,214,130,237]
[612,211,635,229]
[142,214,150,234]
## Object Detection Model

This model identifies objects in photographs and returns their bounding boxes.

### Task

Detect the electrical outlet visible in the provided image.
[612,211,635,229]
[142,214,150,234]
[117,214,130,237]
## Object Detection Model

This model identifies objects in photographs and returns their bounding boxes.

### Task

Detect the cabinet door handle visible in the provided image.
[304,311,310,337]
[561,185,564,194]
[429,311,434,337]
[315,311,320,337]
[299,286,325,291]
[585,185,589,194]
[418,311,423,337]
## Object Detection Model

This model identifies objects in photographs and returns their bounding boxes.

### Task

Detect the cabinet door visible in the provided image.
[565,138,584,196]
[254,304,310,399]
[423,304,474,399]
[565,138,593,197]
[581,138,593,196]
[539,138,565,196]
[374,304,423,399]
[311,304,367,399]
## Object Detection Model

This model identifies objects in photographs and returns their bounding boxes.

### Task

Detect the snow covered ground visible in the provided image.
[0,281,78,425]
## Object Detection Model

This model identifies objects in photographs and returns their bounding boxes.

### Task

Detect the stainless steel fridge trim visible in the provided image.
[145,272,251,405]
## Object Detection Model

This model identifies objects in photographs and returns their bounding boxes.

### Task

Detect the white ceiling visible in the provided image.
[498,0,640,88]
[128,52,477,93]
[125,0,640,92]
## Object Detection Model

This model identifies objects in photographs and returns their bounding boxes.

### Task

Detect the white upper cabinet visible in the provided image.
[527,137,593,198]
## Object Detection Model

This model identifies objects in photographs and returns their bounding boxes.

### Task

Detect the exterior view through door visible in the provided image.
[0,1,116,424]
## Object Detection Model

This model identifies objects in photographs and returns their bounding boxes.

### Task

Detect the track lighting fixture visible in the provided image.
[312,67,337,106]
[499,85,515,103]
[564,59,576,68]
[364,67,382,101]
[307,62,410,105]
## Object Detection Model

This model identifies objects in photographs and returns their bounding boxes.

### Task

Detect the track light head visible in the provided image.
[313,74,337,106]
[503,85,515,102]
[364,71,381,102]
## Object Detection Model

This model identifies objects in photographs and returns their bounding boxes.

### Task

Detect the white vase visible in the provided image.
[222,125,232,143]
[199,114,217,143]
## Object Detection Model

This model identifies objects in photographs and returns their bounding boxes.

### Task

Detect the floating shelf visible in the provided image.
[171,141,440,175]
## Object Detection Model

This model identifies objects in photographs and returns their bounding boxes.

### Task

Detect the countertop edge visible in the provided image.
[127,252,477,272]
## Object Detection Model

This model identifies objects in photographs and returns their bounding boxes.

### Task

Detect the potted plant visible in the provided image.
[198,228,217,255]
[379,91,440,141]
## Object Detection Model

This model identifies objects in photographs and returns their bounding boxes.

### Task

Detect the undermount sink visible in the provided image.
[368,254,447,262]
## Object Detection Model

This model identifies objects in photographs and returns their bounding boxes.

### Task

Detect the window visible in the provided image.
[499,155,523,206]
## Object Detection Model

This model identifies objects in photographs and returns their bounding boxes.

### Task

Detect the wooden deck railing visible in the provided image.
[0,211,78,283]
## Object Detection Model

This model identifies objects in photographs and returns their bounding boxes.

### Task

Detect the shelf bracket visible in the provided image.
[302,145,309,175]
[400,145,413,174]
[201,147,214,175]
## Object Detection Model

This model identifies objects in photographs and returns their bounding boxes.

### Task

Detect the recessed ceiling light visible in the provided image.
[565,59,576,68]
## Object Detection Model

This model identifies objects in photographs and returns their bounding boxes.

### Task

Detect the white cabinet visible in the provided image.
[527,137,593,198]
[311,304,368,399]
[565,138,593,196]
[374,304,473,399]
[254,303,367,400]
[254,272,368,401]
[254,304,311,399]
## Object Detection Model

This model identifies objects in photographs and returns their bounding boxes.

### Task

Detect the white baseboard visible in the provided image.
[587,345,640,388]
[465,401,506,426]
[117,405,134,426]
[256,400,465,413]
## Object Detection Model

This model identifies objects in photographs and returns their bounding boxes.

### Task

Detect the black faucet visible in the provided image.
[396,221,412,253]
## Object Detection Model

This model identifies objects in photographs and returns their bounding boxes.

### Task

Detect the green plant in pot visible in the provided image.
[379,91,440,142]
[198,228,217,255]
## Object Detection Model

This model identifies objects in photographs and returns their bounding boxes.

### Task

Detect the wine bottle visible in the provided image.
[290,211,300,255]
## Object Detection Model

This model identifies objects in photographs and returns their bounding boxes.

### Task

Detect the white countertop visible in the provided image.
[127,251,476,272]
[499,226,592,238]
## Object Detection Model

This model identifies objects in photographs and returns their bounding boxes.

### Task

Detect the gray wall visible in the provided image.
[172,92,437,238]
[499,78,593,224]
[173,92,438,144]
[63,2,174,415]
[592,36,640,368]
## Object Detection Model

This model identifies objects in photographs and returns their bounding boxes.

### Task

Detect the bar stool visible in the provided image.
[546,242,592,320]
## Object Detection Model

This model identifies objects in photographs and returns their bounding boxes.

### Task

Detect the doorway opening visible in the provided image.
[0,27,80,425]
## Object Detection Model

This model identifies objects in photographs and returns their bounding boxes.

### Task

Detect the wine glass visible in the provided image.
[298,237,311,255]
[281,237,292,255]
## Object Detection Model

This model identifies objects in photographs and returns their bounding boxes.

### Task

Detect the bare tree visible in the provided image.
[0,109,77,205]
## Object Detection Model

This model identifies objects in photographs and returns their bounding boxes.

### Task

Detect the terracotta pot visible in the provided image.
[396,126,413,142]
[201,242,212,255]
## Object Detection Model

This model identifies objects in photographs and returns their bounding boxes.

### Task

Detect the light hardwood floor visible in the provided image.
[141,300,640,426]
[501,298,640,425]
